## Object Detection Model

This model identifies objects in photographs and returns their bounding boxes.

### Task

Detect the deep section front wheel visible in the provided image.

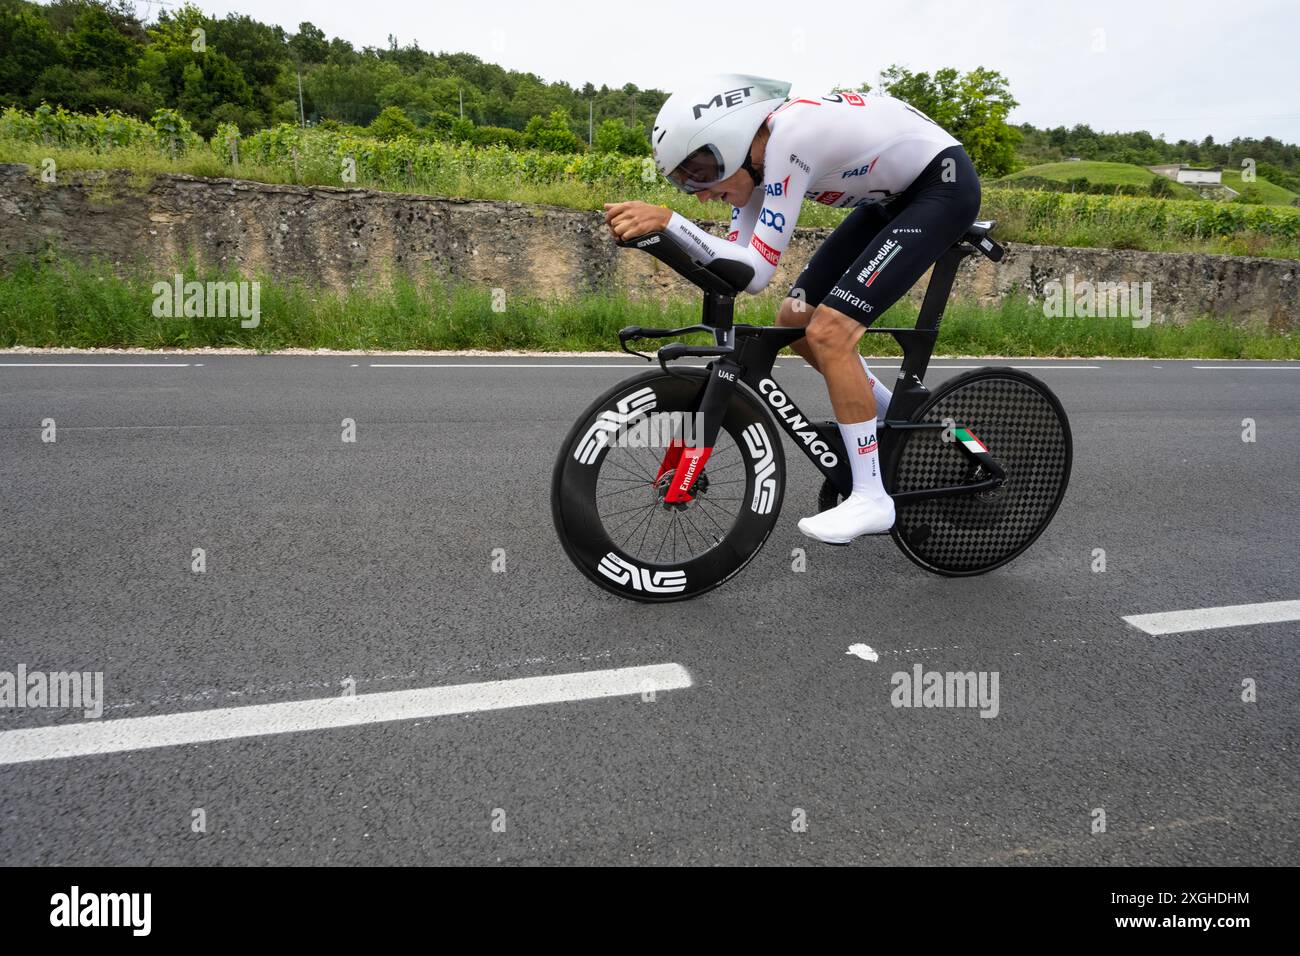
[552,368,785,602]
[884,367,1072,575]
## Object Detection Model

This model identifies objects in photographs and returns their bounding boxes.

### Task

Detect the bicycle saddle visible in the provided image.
[961,220,1004,262]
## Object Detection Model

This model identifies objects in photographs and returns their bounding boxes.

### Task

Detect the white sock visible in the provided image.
[859,356,893,423]
[838,419,889,501]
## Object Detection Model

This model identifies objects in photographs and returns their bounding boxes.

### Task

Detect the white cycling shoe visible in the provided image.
[797,492,896,545]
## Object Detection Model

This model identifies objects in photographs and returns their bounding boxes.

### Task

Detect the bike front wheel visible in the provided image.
[885,367,1072,576]
[551,368,785,602]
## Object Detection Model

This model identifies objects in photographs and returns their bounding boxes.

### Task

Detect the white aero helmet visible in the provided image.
[652,74,792,193]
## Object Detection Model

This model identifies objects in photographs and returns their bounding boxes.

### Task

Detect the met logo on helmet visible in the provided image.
[692,86,755,119]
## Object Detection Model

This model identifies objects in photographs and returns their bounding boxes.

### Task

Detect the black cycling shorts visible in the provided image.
[789,145,981,326]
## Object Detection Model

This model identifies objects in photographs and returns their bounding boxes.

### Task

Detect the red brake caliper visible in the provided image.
[662,445,714,504]
[654,439,686,485]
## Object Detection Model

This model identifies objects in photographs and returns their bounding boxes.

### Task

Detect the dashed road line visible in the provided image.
[0,663,692,765]
[0,363,192,368]
[1123,600,1300,635]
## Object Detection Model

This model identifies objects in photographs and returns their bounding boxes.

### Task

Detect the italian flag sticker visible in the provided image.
[955,427,987,454]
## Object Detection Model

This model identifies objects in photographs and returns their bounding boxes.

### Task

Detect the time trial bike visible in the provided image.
[551,220,1072,602]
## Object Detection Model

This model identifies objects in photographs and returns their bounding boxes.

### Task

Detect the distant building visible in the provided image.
[1150,164,1223,185]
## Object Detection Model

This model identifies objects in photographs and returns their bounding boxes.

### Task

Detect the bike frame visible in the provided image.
[617,231,1005,502]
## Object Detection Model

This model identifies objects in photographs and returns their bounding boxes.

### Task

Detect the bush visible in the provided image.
[450,117,475,143]
[523,109,584,153]
[472,125,523,149]
[210,121,241,163]
[149,108,202,155]
[368,105,416,141]
[982,187,1300,243]
[593,118,650,156]
[1148,175,1176,198]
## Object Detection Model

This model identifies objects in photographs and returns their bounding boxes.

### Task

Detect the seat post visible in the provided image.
[915,245,970,332]
[887,243,972,404]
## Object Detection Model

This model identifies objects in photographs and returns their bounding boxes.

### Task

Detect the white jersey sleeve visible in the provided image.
[660,93,961,295]
[663,130,814,294]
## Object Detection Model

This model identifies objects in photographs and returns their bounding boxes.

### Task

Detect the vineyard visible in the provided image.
[4,105,1300,258]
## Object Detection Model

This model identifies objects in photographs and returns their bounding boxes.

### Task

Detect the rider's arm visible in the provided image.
[663,149,810,294]
[726,189,762,245]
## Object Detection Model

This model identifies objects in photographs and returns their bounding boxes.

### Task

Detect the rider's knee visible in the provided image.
[776,296,810,329]
[804,306,859,354]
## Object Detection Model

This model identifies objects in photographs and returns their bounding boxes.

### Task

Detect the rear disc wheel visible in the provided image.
[884,368,1072,576]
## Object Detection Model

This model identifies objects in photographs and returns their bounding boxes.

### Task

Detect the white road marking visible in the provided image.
[845,643,879,662]
[1123,600,1300,635]
[371,363,651,368]
[0,363,191,368]
[824,364,1099,371]
[0,663,692,766]
[1194,366,1300,370]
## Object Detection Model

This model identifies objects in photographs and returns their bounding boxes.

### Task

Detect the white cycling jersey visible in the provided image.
[664,92,960,294]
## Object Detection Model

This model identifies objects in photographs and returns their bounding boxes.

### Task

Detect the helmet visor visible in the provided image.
[667,144,725,193]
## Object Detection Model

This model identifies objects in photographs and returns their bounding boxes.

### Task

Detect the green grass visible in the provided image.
[1005,160,1188,191]
[1219,167,1299,205]
[1002,160,1204,199]
[8,140,1300,258]
[1010,160,1300,208]
[1,257,1295,359]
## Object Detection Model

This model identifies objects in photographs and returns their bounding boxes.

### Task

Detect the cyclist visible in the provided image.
[604,74,981,544]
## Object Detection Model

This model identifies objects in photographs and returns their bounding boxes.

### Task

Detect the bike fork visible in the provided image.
[659,359,740,504]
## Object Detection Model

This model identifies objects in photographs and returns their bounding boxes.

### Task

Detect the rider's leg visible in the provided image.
[779,297,892,420]
[797,145,983,544]
[796,305,895,543]
[805,305,875,421]
[785,205,893,415]
[776,295,818,369]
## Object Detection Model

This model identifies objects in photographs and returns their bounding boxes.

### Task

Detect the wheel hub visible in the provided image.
[654,468,708,511]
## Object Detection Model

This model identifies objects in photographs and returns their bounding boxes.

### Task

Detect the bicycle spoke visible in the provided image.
[618,503,658,551]
[678,509,717,550]
[695,494,740,524]
[600,501,663,521]
[604,502,658,539]
[693,497,730,535]
[596,484,653,500]
[654,512,674,562]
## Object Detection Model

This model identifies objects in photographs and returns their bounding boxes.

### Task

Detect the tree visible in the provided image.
[304,61,399,125]
[289,22,328,64]
[593,117,648,156]
[879,65,1020,176]
[65,1,139,74]
[523,109,583,152]
[0,6,64,101]
[369,105,416,139]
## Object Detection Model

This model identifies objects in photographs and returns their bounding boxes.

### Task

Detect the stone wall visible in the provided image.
[1,164,1295,330]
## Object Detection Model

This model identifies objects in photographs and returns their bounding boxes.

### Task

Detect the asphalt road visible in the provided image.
[0,354,1296,865]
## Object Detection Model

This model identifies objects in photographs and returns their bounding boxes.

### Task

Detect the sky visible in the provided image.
[177,0,1300,144]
